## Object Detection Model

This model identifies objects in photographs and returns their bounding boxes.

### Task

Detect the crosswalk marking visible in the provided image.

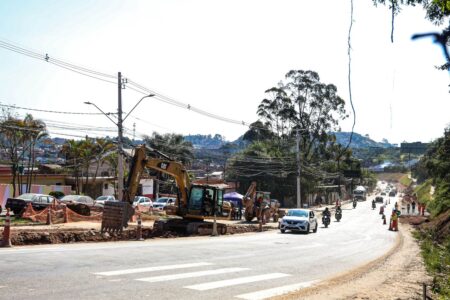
[136,267,249,283]
[94,262,213,276]
[185,273,290,291]
[235,280,318,300]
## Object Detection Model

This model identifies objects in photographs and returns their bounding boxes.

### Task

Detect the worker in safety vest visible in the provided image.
[391,210,398,231]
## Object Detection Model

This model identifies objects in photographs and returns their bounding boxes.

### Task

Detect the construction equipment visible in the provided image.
[101,145,227,234]
[242,182,280,223]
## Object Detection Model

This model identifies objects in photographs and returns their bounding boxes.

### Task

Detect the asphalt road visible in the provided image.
[0,193,398,300]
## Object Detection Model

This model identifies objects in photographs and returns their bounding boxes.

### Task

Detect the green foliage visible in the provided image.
[400,174,413,186]
[49,191,65,199]
[428,179,450,216]
[414,179,433,201]
[414,230,450,298]
[144,132,194,166]
[413,128,450,216]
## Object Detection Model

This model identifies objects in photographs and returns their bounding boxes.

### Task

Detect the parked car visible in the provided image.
[5,193,56,215]
[279,209,318,234]
[60,195,95,206]
[152,197,176,211]
[132,196,153,208]
[375,196,384,203]
[94,195,117,207]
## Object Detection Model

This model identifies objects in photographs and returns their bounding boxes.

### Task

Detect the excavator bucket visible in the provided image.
[101,201,135,233]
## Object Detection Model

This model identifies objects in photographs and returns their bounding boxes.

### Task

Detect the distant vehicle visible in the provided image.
[60,195,95,206]
[380,192,386,196]
[133,196,153,208]
[94,195,117,207]
[353,186,367,201]
[389,191,396,197]
[279,209,318,234]
[152,197,176,211]
[375,196,384,203]
[5,193,56,215]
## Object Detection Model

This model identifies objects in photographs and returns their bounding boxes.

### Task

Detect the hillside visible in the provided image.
[333,132,396,149]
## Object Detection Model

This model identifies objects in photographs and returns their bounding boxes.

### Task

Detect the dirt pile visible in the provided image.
[1,223,271,246]
[419,210,450,243]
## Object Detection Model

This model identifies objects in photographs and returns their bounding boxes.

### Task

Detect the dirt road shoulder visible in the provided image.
[275,223,432,300]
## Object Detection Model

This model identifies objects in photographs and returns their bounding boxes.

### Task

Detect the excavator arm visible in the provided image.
[123,145,191,210]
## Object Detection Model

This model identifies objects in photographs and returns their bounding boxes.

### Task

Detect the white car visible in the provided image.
[279,209,318,234]
[94,195,117,207]
[133,196,153,208]
[152,197,176,211]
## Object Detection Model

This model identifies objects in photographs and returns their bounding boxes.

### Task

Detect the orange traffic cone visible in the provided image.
[1,208,12,247]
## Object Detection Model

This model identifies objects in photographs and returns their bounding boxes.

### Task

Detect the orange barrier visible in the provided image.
[22,204,102,224]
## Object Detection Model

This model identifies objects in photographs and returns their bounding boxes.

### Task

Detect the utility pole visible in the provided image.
[117,72,124,200]
[296,129,301,208]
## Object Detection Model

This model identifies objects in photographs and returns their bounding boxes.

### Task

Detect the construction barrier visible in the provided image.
[21,203,102,224]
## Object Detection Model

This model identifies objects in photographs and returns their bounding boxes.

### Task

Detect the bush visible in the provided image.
[49,191,65,199]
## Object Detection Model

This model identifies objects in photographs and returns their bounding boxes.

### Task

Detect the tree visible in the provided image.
[61,139,83,194]
[143,132,194,166]
[23,114,47,192]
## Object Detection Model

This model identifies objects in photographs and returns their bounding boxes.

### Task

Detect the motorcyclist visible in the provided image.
[323,207,331,218]
[372,199,376,209]
[335,205,342,221]
[336,205,342,214]
[353,199,357,208]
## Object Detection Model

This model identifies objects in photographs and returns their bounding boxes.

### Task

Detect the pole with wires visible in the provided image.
[296,129,302,208]
[117,72,124,200]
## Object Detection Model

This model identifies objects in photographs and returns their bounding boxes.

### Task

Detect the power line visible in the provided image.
[0,103,115,115]
[0,39,117,85]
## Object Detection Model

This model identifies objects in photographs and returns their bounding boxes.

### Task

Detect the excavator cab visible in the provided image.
[187,185,224,218]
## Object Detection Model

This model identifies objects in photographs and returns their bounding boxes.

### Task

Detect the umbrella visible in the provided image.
[224,192,243,206]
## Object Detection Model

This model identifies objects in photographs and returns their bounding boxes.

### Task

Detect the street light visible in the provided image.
[84,93,155,200]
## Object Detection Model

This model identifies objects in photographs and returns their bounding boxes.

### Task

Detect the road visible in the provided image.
[0,194,399,300]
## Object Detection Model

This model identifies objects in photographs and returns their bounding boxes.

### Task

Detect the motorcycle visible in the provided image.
[322,214,331,228]
[335,210,342,222]
[372,201,376,210]
[353,200,357,209]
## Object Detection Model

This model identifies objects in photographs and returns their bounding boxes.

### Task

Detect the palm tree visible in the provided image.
[143,132,194,166]
[23,114,47,192]
[61,140,83,194]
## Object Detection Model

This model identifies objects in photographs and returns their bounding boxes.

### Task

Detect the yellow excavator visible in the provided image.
[101,145,227,234]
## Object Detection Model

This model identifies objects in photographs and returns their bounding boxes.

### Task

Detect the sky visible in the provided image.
[0,0,449,145]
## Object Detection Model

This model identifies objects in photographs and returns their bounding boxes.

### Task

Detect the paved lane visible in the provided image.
[0,194,399,300]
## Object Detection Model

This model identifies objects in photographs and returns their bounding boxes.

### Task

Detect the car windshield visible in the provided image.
[156,198,168,203]
[96,196,109,200]
[61,195,78,201]
[17,193,36,200]
[286,210,309,217]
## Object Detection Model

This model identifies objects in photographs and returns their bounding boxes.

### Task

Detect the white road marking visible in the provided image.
[235,280,318,300]
[94,262,213,276]
[185,273,290,291]
[136,267,249,283]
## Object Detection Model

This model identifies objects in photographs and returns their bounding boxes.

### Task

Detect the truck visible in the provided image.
[101,145,228,234]
[353,186,367,201]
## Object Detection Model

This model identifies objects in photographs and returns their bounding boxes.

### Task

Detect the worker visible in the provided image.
[203,191,213,216]
[391,210,398,231]
[407,203,411,215]
[411,201,416,214]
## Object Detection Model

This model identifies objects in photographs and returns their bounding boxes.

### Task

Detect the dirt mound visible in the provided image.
[419,210,450,243]
[1,223,271,246]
